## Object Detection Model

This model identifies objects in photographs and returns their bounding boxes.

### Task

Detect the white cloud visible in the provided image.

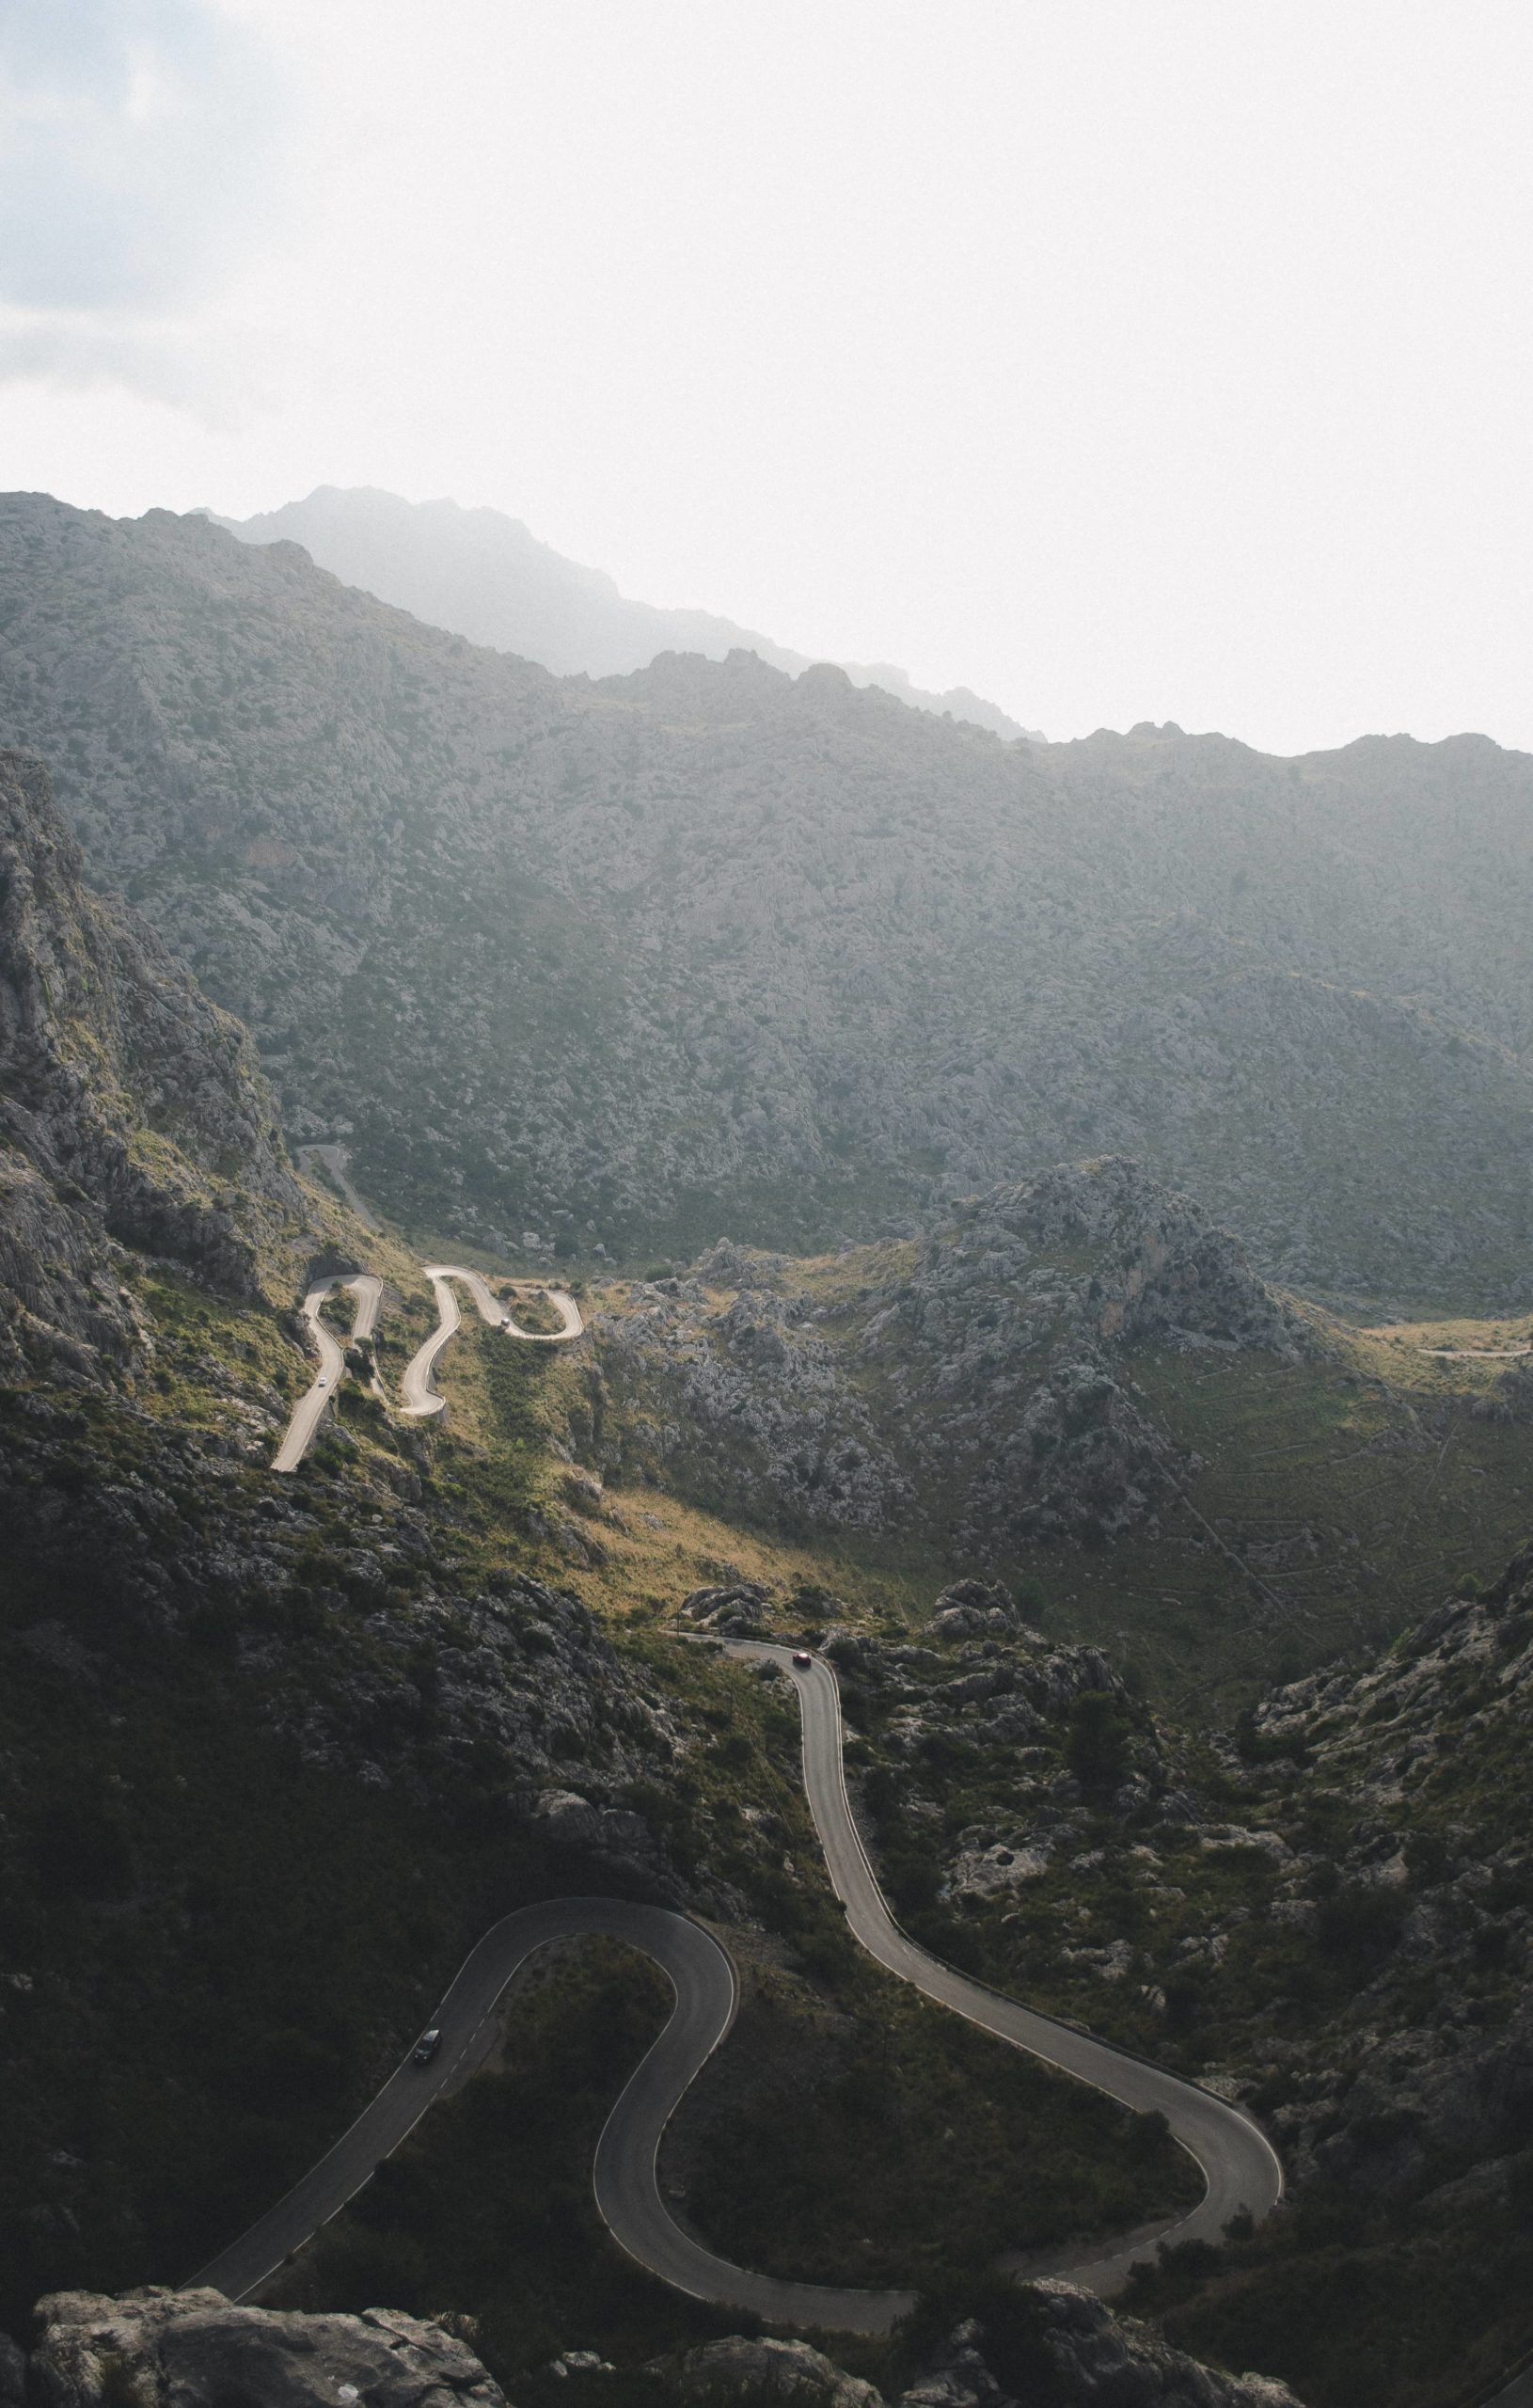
[0,0,288,315]
[0,309,275,423]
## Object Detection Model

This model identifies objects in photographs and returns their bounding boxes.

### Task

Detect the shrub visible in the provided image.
[1066,1690,1133,1790]
[894,2278,1067,2405]
[1317,1882,1405,1969]
[97,2353,141,2408]
[30,1799,134,1901]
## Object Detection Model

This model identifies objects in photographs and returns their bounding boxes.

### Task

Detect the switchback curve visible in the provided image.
[273,1262,583,1465]
[190,1653,1281,2332]
[399,1265,583,1418]
[735,1643,1284,2295]
[273,1275,384,1473]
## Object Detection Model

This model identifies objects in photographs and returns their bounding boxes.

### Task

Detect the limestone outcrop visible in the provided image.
[657,2293,1305,2408]
[29,2289,505,2408]
[594,1159,1304,1556]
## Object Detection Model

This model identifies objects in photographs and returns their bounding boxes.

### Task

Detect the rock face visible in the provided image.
[663,2335,884,2408]
[877,1162,1308,1553]
[0,750,301,1377]
[2,493,1530,1298]
[659,2298,1304,2408]
[680,1581,771,1634]
[600,1273,908,1534]
[596,1160,1303,1556]
[928,1579,1040,1642]
[978,1160,1308,1354]
[904,2295,1304,2407]
[30,2289,505,2408]
[1235,1541,1533,2192]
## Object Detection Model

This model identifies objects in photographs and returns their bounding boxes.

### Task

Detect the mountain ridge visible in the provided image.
[212,483,1043,742]
[0,491,1529,1307]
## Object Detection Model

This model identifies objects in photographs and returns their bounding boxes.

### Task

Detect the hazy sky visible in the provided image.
[3,1,1531,754]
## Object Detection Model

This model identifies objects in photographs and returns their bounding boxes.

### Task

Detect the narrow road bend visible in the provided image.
[190,1654,1280,2333]
[399,1265,584,1418]
[735,1645,1284,2294]
[273,1275,384,1474]
[272,1262,584,1463]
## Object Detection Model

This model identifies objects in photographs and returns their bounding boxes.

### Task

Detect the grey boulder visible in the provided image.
[30,2289,505,2408]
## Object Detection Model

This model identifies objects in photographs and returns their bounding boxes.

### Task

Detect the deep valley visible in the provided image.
[2,507,1530,2408]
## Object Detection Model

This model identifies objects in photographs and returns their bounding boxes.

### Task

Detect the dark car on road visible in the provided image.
[412,2028,442,2066]
[792,1651,813,1668]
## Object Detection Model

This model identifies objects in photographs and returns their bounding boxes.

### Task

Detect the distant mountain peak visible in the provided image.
[217,485,1042,741]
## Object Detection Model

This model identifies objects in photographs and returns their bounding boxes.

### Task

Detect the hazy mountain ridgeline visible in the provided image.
[1,493,1530,1303]
[216,483,1041,740]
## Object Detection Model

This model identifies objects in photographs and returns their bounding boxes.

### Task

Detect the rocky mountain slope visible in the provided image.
[1124,1545,1533,2407]
[666,2294,1302,2408]
[596,1158,1306,1550]
[1,494,1530,1301]
[4,737,1527,2408]
[786,1537,1533,2407]
[0,1312,714,2326]
[0,757,723,2327]
[24,2291,506,2408]
[1237,1546,1533,2194]
[0,750,302,1379]
[21,2284,1303,2408]
[587,1160,1533,1703]
[14,589,1533,2408]
[216,485,1038,739]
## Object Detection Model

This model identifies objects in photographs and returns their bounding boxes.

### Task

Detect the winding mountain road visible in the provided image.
[735,1645,1283,2297]
[400,1266,583,1418]
[251,1262,1524,2395]
[1416,1346,1531,1359]
[272,1263,584,1465]
[273,1275,384,1473]
[191,1651,1280,2331]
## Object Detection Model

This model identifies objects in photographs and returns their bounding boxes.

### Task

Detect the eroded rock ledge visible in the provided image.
[18,2283,1308,2408]
[26,2289,504,2408]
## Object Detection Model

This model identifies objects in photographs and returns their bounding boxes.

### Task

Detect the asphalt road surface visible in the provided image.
[272,1275,384,1473]
[1489,2366,1533,2406]
[273,1263,583,1462]
[1417,1346,1531,1358]
[189,1894,904,2331]
[400,1265,584,1418]
[735,1646,1284,2291]
[191,1651,1281,2330]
